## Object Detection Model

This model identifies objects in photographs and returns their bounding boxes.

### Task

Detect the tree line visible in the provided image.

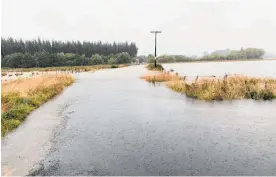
[1,37,138,58]
[146,48,265,63]
[202,48,265,60]
[1,52,133,68]
[1,37,138,68]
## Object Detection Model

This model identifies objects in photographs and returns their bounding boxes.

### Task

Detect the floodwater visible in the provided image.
[163,60,276,78]
[1,62,276,176]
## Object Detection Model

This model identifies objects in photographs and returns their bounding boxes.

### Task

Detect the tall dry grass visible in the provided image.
[167,75,276,100]
[2,75,72,97]
[1,74,74,136]
[141,63,276,100]
[140,72,182,83]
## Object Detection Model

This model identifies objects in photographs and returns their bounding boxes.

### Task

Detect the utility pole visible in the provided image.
[150,31,162,67]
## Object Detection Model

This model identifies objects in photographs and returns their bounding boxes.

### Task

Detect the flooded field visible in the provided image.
[163,60,276,78]
[2,62,276,175]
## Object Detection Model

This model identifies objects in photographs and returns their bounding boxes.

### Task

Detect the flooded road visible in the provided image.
[2,65,276,175]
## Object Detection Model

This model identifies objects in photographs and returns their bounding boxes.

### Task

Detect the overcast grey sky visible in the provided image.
[2,0,276,56]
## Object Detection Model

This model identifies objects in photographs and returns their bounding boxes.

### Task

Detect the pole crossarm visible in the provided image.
[150,31,162,34]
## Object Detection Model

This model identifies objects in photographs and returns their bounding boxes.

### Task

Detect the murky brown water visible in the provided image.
[2,63,276,175]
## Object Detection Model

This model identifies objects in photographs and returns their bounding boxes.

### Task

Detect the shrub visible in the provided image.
[107,58,117,65]
[146,63,164,71]
[110,65,118,68]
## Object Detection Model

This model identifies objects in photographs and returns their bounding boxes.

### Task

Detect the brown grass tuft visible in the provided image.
[140,72,182,83]
[167,75,276,100]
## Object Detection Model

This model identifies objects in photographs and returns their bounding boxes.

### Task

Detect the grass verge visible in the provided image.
[141,64,276,101]
[1,74,74,136]
[167,75,276,100]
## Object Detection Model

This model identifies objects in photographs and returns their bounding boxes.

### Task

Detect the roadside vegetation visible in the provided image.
[2,64,129,73]
[146,63,164,71]
[1,74,74,136]
[167,76,276,100]
[141,72,181,83]
[141,64,276,101]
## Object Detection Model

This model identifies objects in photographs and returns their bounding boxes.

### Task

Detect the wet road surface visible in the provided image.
[2,66,276,175]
